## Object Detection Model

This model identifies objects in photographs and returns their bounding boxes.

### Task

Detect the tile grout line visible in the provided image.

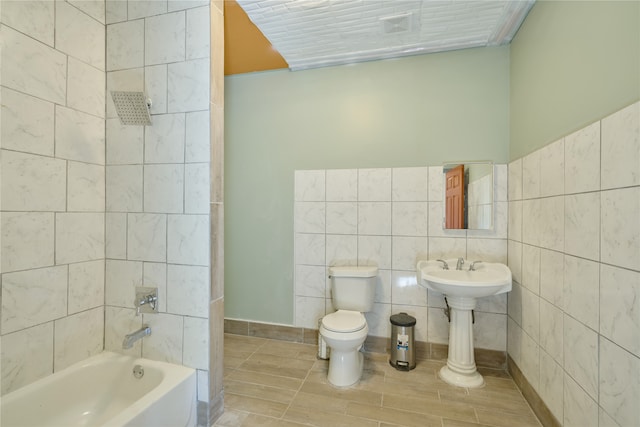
[279,351,318,422]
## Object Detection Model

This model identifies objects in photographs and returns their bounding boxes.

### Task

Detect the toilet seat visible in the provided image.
[322,310,366,333]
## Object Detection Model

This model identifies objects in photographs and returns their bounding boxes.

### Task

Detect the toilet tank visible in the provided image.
[329,266,378,312]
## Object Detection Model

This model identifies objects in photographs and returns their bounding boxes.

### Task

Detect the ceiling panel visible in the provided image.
[227,0,535,73]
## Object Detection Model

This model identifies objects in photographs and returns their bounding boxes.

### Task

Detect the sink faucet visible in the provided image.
[468,261,483,271]
[122,325,151,349]
[436,259,449,270]
[456,257,465,270]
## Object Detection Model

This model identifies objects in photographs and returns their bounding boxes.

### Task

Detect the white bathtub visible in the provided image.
[1,351,197,427]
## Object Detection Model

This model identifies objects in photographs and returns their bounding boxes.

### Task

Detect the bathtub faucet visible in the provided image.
[122,325,151,349]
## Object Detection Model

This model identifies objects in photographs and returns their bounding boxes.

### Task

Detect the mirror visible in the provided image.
[443,162,494,230]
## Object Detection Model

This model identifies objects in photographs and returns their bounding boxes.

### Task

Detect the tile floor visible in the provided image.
[214,334,543,427]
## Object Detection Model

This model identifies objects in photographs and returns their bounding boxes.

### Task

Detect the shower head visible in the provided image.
[110,91,152,126]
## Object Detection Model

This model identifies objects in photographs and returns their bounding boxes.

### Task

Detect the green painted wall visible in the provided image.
[510,0,640,160]
[224,47,510,324]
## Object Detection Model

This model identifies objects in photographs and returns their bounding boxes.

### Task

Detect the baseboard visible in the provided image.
[207,391,224,427]
[224,318,506,369]
[508,356,561,427]
[224,318,317,344]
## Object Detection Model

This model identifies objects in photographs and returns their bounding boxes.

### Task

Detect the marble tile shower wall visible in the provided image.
[104,0,211,405]
[507,101,640,427]
[294,165,508,350]
[1,1,107,394]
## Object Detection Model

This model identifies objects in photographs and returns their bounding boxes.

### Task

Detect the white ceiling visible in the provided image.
[237,0,535,71]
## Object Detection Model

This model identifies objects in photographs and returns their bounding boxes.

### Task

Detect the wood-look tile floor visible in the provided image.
[215,334,542,427]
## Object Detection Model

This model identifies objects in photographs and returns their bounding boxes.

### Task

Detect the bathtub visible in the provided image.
[1,351,197,427]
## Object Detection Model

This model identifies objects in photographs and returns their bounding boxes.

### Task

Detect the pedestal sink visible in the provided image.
[416,259,512,388]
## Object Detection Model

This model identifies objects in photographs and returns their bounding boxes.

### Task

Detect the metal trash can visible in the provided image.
[389,312,416,371]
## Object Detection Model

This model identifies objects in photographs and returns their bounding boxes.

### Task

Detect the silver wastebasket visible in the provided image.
[389,312,416,371]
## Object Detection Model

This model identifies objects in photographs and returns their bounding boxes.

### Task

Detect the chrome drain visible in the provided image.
[133,365,144,379]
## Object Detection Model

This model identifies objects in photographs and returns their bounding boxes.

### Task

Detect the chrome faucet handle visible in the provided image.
[137,294,157,308]
[436,259,449,270]
[134,287,159,316]
[468,261,483,271]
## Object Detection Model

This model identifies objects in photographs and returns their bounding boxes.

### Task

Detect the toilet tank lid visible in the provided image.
[328,265,378,278]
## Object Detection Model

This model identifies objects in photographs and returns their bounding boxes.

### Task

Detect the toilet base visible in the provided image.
[327,349,364,387]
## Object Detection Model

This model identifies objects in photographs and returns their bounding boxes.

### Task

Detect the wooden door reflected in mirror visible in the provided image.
[443,162,494,230]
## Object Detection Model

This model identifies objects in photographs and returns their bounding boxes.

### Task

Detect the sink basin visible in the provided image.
[417,259,512,299]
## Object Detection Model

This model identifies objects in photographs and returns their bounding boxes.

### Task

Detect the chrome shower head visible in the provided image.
[110,91,152,126]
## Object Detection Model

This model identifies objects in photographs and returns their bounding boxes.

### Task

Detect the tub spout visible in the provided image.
[122,325,151,349]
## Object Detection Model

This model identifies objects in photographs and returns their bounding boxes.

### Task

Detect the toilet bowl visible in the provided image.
[320,310,369,387]
[319,266,377,387]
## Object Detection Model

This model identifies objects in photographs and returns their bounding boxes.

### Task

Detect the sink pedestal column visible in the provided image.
[439,296,484,388]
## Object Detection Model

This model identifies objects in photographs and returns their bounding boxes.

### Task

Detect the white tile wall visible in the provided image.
[145,65,169,115]
[104,1,212,408]
[601,103,640,189]
[599,337,640,427]
[167,58,210,112]
[508,101,640,427]
[1,150,67,211]
[106,165,143,211]
[68,260,105,314]
[142,313,184,364]
[55,106,105,164]
[167,265,209,317]
[1,266,68,335]
[167,215,210,265]
[0,323,54,395]
[294,165,508,351]
[128,0,167,20]
[55,1,105,70]
[186,7,211,60]
[53,307,104,371]
[0,1,106,394]
[145,12,186,65]
[67,162,106,212]
[564,122,600,194]
[144,113,186,163]
[185,111,210,162]
[0,0,55,46]
[0,87,55,156]
[144,164,185,213]
[55,213,105,264]
[1,0,212,404]
[106,0,127,24]
[107,119,144,164]
[68,0,105,23]
[106,19,145,71]
[0,25,67,104]
[1,212,55,272]
[67,57,106,118]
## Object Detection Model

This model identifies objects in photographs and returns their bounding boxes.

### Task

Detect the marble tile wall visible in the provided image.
[507,101,640,427]
[103,0,212,416]
[209,0,226,423]
[1,1,106,394]
[294,165,509,351]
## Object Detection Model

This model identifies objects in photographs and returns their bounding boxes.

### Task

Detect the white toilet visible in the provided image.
[319,265,378,387]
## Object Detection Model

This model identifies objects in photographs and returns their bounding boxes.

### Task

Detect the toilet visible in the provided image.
[319,265,378,387]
